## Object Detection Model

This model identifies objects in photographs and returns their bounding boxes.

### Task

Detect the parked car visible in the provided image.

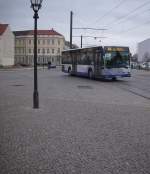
[139,62,150,70]
[50,64,56,68]
[48,62,56,69]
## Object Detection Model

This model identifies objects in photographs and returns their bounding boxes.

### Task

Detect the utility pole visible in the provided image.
[70,11,73,49]
[81,35,83,48]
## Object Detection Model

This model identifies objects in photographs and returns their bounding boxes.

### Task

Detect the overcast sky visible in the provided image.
[1,0,150,54]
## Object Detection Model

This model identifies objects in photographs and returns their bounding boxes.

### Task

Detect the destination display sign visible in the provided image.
[105,47,129,52]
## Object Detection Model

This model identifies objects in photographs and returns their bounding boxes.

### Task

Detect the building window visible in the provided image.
[52,49,54,54]
[58,40,60,45]
[58,48,60,54]
[47,39,50,45]
[52,39,54,45]
[29,49,31,54]
[19,49,21,54]
[42,48,45,54]
[57,57,60,62]
[29,40,31,44]
[43,40,45,45]
[47,49,50,54]
[38,49,40,54]
[38,40,40,45]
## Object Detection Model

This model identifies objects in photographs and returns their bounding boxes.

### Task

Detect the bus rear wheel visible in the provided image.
[112,77,117,81]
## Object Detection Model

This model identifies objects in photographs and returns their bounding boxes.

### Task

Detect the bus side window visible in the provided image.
[79,52,86,65]
[87,52,93,65]
[77,54,81,65]
[63,53,71,64]
[86,56,90,65]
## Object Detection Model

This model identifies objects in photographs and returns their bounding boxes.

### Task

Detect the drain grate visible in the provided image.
[77,85,93,89]
[11,84,24,87]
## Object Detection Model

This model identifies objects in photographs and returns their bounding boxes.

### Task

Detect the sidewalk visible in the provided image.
[0,65,61,71]
[0,66,46,71]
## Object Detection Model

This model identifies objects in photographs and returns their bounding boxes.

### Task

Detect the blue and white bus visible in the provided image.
[62,46,131,80]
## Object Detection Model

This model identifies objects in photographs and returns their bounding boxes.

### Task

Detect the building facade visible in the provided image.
[138,38,150,62]
[0,24,14,66]
[14,29,65,65]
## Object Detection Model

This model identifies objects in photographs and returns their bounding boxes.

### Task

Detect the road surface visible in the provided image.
[0,68,150,174]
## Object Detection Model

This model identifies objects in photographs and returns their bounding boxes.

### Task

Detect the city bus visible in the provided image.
[62,46,131,80]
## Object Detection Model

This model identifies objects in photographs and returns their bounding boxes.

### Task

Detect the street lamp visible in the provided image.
[30,0,43,108]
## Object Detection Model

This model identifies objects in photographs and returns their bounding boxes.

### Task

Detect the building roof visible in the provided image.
[0,24,8,35]
[13,29,63,37]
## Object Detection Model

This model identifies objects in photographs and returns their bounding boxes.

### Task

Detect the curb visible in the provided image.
[0,67,42,71]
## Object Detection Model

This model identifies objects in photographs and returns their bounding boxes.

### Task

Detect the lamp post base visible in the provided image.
[33,91,39,108]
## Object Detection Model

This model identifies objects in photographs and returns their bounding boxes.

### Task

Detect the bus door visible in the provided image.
[71,52,77,75]
[94,50,102,77]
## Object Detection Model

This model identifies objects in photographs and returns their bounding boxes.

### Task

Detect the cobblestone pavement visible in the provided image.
[0,68,150,174]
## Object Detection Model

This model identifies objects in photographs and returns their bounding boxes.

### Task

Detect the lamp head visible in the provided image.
[30,0,43,11]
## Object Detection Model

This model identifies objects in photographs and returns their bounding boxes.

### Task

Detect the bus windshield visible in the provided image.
[104,51,130,68]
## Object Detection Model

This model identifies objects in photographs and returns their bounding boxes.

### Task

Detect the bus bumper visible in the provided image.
[102,73,131,79]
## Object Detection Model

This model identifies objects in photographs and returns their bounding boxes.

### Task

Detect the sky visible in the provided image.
[1,0,150,54]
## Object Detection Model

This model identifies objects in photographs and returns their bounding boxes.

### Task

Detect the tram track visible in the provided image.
[115,84,150,100]
[114,77,150,100]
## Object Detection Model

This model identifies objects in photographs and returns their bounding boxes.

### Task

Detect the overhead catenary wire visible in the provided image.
[72,13,107,47]
[73,0,125,38]
[73,35,107,39]
[71,1,150,48]
[73,27,107,31]
[85,0,126,37]
[110,8,150,28]
[93,0,126,24]
[119,19,150,34]
[104,0,150,28]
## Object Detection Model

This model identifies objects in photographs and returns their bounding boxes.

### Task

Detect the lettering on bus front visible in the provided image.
[106,47,129,52]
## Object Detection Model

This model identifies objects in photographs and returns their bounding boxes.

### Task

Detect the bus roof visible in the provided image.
[62,46,129,53]
[62,46,103,53]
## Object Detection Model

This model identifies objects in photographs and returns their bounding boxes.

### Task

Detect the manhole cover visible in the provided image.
[11,84,24,87]
[77,85,93,89]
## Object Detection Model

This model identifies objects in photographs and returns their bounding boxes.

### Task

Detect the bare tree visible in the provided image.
[131,53,138,62]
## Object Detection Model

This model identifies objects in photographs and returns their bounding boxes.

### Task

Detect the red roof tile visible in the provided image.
[0,24,8,35]
[13,29,63,37]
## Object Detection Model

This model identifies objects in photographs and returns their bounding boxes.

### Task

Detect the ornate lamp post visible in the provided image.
[30,0,43,108]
